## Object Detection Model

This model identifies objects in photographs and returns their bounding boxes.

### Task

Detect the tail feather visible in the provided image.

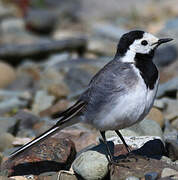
[9,100,86,159]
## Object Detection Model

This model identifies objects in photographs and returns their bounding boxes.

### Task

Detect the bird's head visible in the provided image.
[116,30,173,61]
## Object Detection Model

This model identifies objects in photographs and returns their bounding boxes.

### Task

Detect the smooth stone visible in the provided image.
[0,117,16,134]
[161,156,178,166]
[153,99,166,110]
[146,107,164,128]
[161,98,178,116]
[154,45,177,67]
[0,61,16,88]
[165,139,178,161]
[157,77,178,98]
[72,150,108,180]
[32,90,55,115]
[121,119,163,139]
[144,172,158,180]
[92,23,126,40]
[161,168,178,178]
[171,118,178,130]
[125,176,139,180]
[0,133,14,152]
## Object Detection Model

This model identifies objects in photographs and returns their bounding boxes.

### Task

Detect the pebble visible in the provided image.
[48,83,69,99]
[154,45,177,67]
[0,61,16,88]
[125,176,139,180]
[144,172,158,180]
[121,119,163,139]
[161,168,178,178]
[2,137,76,177]
[171,118,178,130]
[0,133,14,152]
[146,107,164,128]
[32,90,55,115]
[157,77,178,98]
[0,117,16,134]
[72,150,109,180]
[165,139,178,161]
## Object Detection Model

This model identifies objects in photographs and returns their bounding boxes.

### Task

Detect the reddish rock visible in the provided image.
[55,128,98,152]
[1,137,76,177]
[39,100,69,117]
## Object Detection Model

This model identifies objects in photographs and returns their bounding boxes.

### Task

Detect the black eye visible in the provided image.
[141,40,148,46]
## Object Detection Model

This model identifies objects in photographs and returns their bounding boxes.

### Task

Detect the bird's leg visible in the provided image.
[115,130,149,161]
[115,130,131,153]
[100,131,130,167]
[100,131,114,162]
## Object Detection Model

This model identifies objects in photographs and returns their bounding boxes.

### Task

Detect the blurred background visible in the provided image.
[0,0,178,177]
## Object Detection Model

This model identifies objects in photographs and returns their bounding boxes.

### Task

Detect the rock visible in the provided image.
[1,137,76,176]
[0,97,27,114]
[40,99,69,117]
[0,133,14,152]
[146,107,164,128]
[25,9,58,35]
[12,137,31,146]
[48,83,69,99]
[57,171,78,180]
[108,135,163,150]
[120,119,163,139]
[161,98,178,117]
[144,172,158,180]
[110,155,178,180]
[55,128,98,152]
[88,38,116,56]
[171,118,178,130]
[64,67,93,95]
[161,168,178,178]
[125,176,139,180]
[0,38,87,63]
[165,139,178,161]
[0,62,16,88]
[153,99,166,110]
[0,117,17,134]
[92,23,126,41]
[153,45,177,67]
[72,150,109,180]
[157,77,178,98]
[161,156,178,167]
[32,90,55,115]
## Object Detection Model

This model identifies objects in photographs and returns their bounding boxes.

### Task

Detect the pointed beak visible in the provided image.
[152,38,173,47]
[157,38,173,45]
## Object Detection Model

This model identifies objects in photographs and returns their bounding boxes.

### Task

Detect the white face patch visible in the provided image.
[129,32,159,54]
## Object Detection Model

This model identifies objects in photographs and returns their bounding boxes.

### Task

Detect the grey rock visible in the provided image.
[92,23,126,41]
[161,98,178,116]
[0,117,16,134]
[0,97,27,114]
[161,156,178,167]
[161,168,178,178]
[144,172,158,180]
[163,120,178,142]
[125,176,139,180]
[157,77,178,98]
[0,133,14,152]
[64,67,93,94]
[72,150,109,180]
[25,9,58,35]
[165,139,178,161]
[154,45,177,67]
[153,99,166,110]
[121,119,163,138]
[32,90,55,115]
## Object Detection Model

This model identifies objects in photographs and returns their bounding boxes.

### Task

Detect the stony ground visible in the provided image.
[0,0,178,180]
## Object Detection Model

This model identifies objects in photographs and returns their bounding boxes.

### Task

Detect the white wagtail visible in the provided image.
[9,30,172,164]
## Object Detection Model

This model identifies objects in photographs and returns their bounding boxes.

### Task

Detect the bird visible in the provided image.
[9,30,173,164]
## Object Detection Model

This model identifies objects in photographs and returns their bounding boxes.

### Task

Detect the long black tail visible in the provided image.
[9,100,86,158]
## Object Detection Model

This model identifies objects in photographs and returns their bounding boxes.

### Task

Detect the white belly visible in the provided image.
[93,77,159,131]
